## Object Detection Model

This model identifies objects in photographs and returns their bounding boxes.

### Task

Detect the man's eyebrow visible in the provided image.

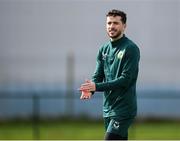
[107,21,119,23]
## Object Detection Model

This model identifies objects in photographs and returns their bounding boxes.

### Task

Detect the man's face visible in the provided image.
[106,16,126,39]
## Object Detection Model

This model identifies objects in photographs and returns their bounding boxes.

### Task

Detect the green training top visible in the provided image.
[92,34,140,118]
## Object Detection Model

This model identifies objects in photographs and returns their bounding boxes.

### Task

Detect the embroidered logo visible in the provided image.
[117,51,124,59]
[102,53,108,60]
[113,121,120,129]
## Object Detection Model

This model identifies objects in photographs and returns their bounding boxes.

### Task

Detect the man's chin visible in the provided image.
[108,33,120,39]
[109,35,116,38]
[110,35,119,39]
[108,33,122,40]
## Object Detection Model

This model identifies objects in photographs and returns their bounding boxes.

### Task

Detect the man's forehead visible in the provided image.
[106,16,122,21]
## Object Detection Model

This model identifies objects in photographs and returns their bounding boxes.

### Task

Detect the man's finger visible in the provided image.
[80,95,83,99]
[80,93,91,100]
[81,83,90,87]
[80,86,90,91]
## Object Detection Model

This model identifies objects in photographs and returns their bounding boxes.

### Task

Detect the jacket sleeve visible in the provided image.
[95,45,140,91]
[91,47,105,84]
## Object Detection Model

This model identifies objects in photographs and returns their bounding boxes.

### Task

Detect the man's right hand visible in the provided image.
[80,90,92,100]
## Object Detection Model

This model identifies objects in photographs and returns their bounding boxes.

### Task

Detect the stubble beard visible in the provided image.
[108,30,122,40]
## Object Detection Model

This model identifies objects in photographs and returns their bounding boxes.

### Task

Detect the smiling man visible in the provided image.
[79,9,140,140]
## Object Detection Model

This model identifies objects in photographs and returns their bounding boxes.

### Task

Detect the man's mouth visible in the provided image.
[109,31,116,35]
[109,29,116,34]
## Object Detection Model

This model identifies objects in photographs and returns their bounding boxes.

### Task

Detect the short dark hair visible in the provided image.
[106,9,127,24]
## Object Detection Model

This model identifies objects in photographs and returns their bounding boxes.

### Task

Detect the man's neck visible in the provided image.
[110,33,124,41]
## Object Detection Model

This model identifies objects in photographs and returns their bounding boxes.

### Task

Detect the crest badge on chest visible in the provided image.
[117,50,124,59]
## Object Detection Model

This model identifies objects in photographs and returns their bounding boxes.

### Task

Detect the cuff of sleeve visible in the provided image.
[91,91,95,95]
[95,83,108,91]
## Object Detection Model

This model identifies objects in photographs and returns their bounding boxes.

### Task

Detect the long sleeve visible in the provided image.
[91,47,105,83]
[95,44,140,91]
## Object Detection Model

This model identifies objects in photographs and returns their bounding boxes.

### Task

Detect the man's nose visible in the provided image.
[109,23,115,28]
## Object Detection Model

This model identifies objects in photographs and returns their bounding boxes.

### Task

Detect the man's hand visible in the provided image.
[80,90,92,100]
[79,80,95,100]
[79,80,96,92]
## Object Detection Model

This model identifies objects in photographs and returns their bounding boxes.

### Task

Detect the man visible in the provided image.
[79,9,140,140]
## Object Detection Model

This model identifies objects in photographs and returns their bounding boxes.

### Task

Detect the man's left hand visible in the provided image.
[79,80,96,92]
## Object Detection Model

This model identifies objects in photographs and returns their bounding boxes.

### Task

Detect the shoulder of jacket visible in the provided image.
[99,41,111,52]
[124,38,139,50]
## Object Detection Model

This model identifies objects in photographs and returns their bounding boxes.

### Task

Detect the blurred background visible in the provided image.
[0,0,180,139]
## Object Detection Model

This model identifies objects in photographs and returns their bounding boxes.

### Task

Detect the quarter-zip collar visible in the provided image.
[110,34,126,48]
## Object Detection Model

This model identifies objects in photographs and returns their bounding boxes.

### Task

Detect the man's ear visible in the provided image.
[123,23,127,29]
[122,23,127,32]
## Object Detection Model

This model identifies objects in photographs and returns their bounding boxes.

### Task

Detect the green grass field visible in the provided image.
[0,119,180,140]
